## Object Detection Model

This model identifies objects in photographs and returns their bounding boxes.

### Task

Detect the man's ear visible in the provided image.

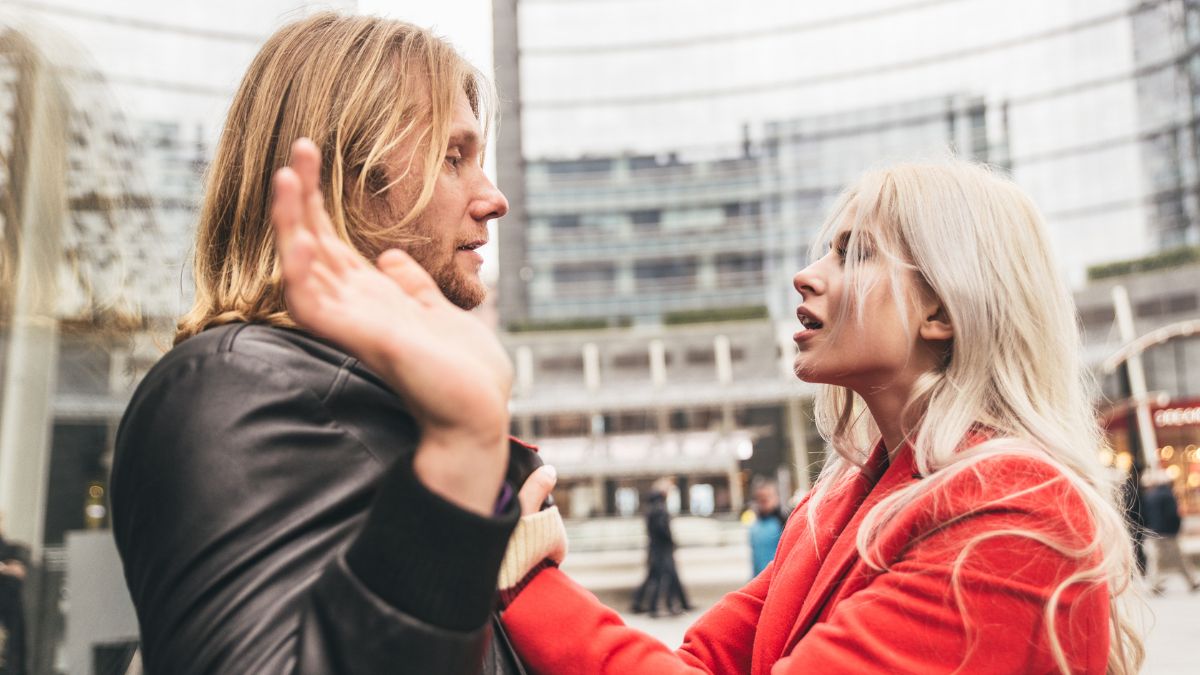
[919,303,953,341]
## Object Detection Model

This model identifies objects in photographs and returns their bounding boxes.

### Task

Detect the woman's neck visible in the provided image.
[859,385,920,460]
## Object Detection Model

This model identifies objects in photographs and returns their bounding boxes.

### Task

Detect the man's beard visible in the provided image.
[405,238,485,310]
[432,260,485,310]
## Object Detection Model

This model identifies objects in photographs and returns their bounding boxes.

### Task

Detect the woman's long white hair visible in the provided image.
[803,160,1143,674]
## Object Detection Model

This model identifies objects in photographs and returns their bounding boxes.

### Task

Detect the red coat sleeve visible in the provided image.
[502,561,772,675]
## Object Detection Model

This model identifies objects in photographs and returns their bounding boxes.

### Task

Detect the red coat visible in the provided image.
[503,443,1110,674]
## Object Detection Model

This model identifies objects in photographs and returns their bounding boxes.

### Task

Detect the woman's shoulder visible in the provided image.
[904,444,1099,542]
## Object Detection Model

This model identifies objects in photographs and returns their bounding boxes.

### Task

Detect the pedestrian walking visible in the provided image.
[1143,471,1199,593]
[631,480,693,617]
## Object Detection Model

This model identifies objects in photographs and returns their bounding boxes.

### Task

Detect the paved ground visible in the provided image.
[565,544,1200,671]
[1141,577,1200,674]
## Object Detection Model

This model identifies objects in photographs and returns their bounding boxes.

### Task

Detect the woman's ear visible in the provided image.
[919,303,953,341]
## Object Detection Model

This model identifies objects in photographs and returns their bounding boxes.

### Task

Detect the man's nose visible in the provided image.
[473,175,508,222]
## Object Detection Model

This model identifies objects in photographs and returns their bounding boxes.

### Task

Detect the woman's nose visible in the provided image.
[793,263,824,296]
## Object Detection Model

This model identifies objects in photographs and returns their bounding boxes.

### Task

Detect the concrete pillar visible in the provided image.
[583,342,601,391]
[649,339,666,387]
[492,0,531,325]
[785,396,812,492]
[1113,285,1159,470]
[728,463,744,513]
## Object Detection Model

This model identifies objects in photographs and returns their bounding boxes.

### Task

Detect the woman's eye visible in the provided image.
[445,154,462,169]
[836,246,873,263]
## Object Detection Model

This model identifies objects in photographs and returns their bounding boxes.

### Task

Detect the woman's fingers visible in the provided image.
[518,465,558,516]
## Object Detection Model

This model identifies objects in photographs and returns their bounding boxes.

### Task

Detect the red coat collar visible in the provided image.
[780,442,921,654]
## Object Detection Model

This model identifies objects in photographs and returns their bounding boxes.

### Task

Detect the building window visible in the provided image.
[689,484,715,517]
[613,351,651,369]
[546,158,612,177]
[540,354,584,373]
[1078,306,1115,329]
[716,252,765,286]
[722,201,761,225]
[549,214,582,230]
[635,256,699,290]
[630,209,661,228]
[552,262,616,297]
[1136,292,1199,318]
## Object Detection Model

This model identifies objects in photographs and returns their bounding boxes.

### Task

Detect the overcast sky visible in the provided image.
[357,0,494,74]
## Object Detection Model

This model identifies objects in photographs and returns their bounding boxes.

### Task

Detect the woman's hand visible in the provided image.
[271,138,513,515]
[518,465,558,516]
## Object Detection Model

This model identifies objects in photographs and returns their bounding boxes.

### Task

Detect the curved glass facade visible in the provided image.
[498,0,1200,324]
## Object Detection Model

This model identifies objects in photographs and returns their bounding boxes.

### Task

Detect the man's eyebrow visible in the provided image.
[448,128,480,148]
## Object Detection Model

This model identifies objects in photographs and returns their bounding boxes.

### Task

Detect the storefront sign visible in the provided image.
[1154,406,1200,428]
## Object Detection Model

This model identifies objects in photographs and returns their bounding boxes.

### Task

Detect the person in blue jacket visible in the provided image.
[748,478,787,577]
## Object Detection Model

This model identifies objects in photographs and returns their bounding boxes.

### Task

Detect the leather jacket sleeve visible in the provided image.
[111,326,527,674]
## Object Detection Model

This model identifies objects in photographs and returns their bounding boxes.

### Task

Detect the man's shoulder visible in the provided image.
[171,323,346,367]
[145,323,368,393]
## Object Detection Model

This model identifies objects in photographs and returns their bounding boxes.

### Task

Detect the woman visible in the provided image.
[278,160,1144,673]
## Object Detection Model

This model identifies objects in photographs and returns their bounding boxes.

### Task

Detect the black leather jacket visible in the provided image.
[111,323,537,674]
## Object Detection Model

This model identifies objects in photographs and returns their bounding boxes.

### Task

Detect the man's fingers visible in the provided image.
[377,249,444,304]
[272,168,302,239]
[291,138,322,200]
[290,138,340,239]
[518,465,557,516]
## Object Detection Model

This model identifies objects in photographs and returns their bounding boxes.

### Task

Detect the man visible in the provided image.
[112,13,556,674]
[1143,471,1199,594]
[0,516,27,675]
[631,479,692,617]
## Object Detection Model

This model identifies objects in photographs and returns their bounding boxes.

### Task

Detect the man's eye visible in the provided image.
[445,155,462,169]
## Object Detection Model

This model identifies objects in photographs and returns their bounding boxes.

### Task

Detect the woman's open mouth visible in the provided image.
[794,308,824,342]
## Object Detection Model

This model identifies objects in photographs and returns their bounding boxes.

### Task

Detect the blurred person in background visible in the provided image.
[1142,470,1199,594]
[292,159,1146,673]
[747,478,786,577]
[1125,462,1149,577]
[631,479,693,617]
[0,514,27,675]
[110,12,559,675]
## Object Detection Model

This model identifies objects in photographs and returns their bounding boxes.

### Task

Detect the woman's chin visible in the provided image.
[792,360,827,385]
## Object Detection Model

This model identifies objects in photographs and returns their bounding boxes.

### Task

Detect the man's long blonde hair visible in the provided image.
[804,160,1143,674]
[175,12,494,344]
